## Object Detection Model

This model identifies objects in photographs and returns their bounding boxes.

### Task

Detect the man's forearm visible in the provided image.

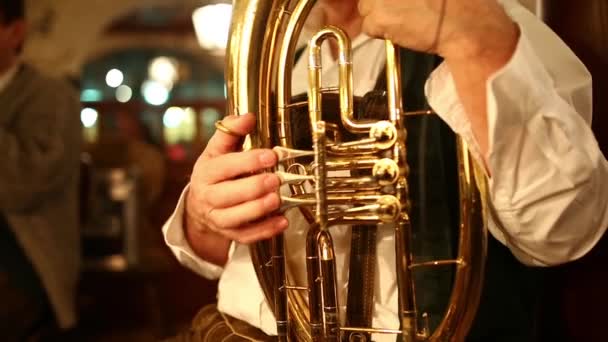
[443,19,520,169]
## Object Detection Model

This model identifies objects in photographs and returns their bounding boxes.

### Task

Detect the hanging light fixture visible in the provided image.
[192,3,233,52]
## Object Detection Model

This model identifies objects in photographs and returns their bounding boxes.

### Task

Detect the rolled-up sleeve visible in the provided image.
[426,3,608,266]
[162,184,235,279]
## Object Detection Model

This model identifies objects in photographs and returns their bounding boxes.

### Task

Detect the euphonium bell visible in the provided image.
[225,0,488,341]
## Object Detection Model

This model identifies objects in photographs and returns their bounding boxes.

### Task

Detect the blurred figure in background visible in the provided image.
[115,110,166,210]
[0,0,82,340]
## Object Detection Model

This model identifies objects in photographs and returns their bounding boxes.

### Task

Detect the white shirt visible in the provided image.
[163,1,608,340]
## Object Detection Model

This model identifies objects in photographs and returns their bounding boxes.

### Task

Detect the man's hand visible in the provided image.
[359,0,521,163]
[358,0,518,62]
[185,113,288,253]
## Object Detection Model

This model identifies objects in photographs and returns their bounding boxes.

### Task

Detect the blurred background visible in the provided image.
[16,0,606,341]
[22,0,233,340]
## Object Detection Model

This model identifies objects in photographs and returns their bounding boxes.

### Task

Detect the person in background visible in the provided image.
[115,111,166,210]
[0,0,82,339]
[164,0,608,341]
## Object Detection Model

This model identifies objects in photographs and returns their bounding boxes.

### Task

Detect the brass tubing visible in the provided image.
[330,217,388,226]
[395,220,418,342]
[312,121,328,228]
[335,196,400,222]
[277,0,317,147]
[339,327,403,335]
[327,147,378,155]
[281,194,394,212]
[384,41,404,123]
[310,96,337,338]
[409,259,466,269]
[308,27,374,133]
[428,138,488,341]
[384,42,419,341]
[273,235,289,341]
[262,2,320,339]
[325,177,381,188]
[330,137,378,149]
[403,109,433,116]
[227,2,288,338]
[284,193,388,205]
[318,231,340,341]
[307,226,323,342]
[316,157,379,170]
[328,141,378,154]
[285,286,309,291]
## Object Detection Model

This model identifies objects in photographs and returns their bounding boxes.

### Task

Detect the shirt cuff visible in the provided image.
[162,184,234,279]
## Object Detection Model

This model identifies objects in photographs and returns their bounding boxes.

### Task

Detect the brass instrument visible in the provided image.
[225,0,488,341]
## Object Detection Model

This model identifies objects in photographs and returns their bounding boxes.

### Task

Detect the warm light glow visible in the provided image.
[115,85,133,103]
[192,4,232,51]
[105,69,124,88]
[164,107,197,146]
[149,56,179,87]
[163,107,185,128]
[81,108,98,128]
[141,80,170,106]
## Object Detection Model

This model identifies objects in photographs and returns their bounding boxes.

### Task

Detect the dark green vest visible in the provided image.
[397,49,545,342]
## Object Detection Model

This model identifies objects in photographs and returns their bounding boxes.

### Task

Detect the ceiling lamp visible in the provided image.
[192,3,232,52]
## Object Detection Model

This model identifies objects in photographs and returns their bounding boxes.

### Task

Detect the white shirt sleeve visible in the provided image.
[426,3,608,266]
[162,187,276,334]
[162,184,235,279]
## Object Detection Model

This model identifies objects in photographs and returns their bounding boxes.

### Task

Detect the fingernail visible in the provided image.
[264,193,280,210]
[264,174,280,191]
[275,217,288,230]
[259,150,276,167]
[229,113,253,121]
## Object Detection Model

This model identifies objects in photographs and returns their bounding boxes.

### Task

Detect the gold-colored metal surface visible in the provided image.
[225,0,488,340]
[214,120,241,137]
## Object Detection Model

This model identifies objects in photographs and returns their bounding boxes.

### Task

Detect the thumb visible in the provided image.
[203,113,256,158]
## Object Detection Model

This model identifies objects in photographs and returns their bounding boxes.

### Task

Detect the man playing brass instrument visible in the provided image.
[164,0,608,341]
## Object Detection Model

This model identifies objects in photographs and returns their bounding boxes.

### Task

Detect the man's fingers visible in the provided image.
[204,173,281,209]
[215,215,289,244]
[203,113,256,158]
[206,192,282,230]
[199,149,278,185]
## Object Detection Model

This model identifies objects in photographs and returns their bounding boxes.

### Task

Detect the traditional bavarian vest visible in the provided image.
[392,50,545,342]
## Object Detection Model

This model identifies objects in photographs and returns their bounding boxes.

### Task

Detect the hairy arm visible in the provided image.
[442,19,519,167]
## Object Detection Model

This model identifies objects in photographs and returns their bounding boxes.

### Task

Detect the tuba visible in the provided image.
[225,0,488,341]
